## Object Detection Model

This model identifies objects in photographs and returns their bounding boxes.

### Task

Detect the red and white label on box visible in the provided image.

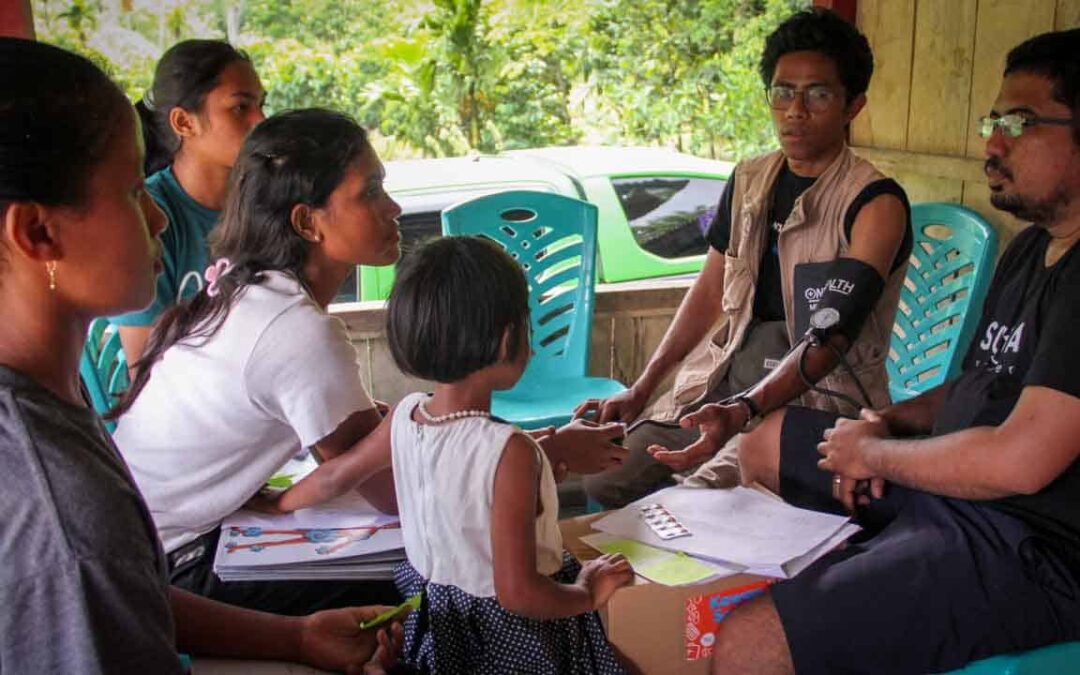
[685,580,774,661]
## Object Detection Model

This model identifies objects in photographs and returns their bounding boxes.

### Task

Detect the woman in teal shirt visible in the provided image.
[111,40,266,364]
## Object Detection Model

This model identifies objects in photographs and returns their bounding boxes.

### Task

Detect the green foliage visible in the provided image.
[32,0,809,161]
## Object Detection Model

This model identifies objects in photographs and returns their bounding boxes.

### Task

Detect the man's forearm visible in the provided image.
[861,426,1025,499]
[877,382,951,436]
[742,335,846,416]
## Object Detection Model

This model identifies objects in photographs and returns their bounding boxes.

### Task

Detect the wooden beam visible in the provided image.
[814,0,858,23]
[850,145,987,183]
[0,0,34,39]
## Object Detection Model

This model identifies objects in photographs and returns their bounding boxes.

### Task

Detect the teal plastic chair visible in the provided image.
[441,190,626,428]
[946,642,1080,674]
[79,318,130,432]
[888,203,998,402]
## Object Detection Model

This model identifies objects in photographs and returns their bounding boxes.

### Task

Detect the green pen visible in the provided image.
[358,592,422,630]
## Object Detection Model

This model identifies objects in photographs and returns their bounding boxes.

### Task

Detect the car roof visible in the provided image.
[503,146,735,179]
[384,155,581,213]
[382,147,734,215]
[385,155,576,193]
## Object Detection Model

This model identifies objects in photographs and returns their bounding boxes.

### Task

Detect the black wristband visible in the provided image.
[733,394,761,419]
[728,394,761,430]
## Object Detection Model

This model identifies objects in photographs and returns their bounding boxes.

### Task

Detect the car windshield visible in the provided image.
[612,176,725,259]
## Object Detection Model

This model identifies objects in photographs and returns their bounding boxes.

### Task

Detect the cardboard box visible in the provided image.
[561,514,772,675]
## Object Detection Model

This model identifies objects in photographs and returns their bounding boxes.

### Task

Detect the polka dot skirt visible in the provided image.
[394,552,625,674]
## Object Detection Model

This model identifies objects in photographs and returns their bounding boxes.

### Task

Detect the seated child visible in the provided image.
[277,236,634,673]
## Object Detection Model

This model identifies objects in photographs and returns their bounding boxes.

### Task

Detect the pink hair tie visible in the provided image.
[204,258,235,298]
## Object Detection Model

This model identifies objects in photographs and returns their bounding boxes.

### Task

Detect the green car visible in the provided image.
[335,146,734,303]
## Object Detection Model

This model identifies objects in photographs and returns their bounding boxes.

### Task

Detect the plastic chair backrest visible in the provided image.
[79,318,130,431]
[442,190,600,387]
[888,203,998,401]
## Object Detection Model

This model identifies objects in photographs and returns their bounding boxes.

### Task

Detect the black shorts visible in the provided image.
[769,406,1080,674]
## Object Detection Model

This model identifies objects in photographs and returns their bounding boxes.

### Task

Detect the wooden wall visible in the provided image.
[852,0,1079,252]
[332,279,689,405]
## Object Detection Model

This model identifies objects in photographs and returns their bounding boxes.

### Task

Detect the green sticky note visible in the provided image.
[595,538,669,564]
[642,552,717,586]
[594,538,717,586]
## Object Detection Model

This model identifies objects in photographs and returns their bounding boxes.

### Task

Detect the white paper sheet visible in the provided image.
[593,486,857,569]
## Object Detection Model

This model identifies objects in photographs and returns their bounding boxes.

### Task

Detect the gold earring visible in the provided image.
[46,261,57,291]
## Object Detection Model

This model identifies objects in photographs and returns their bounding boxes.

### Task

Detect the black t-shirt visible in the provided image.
[706,164,912,322]
[934,226,1080,546]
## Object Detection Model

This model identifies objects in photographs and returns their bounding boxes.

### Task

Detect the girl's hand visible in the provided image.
[578,553,634,610]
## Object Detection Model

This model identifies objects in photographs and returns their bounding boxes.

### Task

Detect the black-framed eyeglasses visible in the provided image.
[978,113,1074,139]
[766,85,840,112]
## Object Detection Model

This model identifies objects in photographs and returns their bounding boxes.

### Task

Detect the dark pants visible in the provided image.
[771,406,1080,674]
[168,527,402,616]
[584,320,790,509]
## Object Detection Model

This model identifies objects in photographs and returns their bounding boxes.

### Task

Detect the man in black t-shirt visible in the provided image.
[714,29,1080,675]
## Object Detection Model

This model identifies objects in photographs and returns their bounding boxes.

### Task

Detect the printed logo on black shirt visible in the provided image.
[974,320,1027,375]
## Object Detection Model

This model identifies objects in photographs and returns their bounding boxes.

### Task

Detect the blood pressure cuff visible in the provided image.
[792,257,885,343]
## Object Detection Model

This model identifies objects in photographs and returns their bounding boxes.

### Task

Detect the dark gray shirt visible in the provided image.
[0,366,181,674]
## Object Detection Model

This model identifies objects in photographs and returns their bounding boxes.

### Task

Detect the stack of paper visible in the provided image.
[591,486,859,582]
[213,493,406,581]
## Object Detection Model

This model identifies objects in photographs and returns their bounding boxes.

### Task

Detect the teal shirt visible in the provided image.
[110,167,220,327]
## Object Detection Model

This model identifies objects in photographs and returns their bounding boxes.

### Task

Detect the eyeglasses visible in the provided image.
[766,85,840,113]
[978,113,1073,139]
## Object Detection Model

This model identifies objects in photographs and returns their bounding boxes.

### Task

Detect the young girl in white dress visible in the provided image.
[278,236,633,673]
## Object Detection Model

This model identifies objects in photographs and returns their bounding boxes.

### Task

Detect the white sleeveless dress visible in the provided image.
[390,393,624,674]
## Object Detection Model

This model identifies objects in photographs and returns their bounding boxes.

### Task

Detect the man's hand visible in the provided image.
[539,419,627,475]
[832,475,887,513]
[817,409,889,482]
[298,606,406,675]
[647,402,747,471]
[573,387,649,424]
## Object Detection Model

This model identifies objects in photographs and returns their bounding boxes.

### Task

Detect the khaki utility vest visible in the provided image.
[649,146,905,420]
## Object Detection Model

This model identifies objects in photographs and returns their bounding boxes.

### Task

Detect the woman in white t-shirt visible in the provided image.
[111,108,405,614]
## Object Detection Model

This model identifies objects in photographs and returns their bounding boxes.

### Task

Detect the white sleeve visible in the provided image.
[244,303,375,447]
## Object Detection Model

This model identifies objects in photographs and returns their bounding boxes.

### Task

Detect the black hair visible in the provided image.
[110,108,370,418]
[387,236,530,384]
[1004,29,1080,146]
[0,38,129,211]
[135,40,251,175]
[759,8,874,103]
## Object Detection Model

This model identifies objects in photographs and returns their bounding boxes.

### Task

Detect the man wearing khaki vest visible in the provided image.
[579,8,912,509]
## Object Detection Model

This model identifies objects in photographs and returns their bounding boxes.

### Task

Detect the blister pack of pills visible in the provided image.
[639,503,692,540]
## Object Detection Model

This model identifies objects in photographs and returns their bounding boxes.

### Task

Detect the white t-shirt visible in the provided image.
[390,392,563,598]
[115,271,374,553]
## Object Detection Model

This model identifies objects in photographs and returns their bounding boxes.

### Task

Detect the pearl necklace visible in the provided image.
[417,398,491,424]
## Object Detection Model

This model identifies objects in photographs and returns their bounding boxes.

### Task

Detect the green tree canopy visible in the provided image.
[33,0,808,161]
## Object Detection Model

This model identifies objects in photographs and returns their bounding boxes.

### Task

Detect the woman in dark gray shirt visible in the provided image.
[0,38,401,674]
